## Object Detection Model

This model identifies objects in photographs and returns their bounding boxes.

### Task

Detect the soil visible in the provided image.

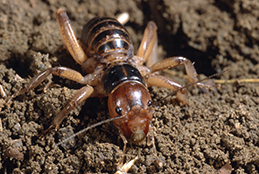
[0,0,259,173]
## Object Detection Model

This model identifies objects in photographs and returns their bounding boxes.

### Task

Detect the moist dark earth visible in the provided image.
[0,0,259,173]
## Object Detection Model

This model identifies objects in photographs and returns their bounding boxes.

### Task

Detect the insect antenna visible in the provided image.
[152,69,228,106]
[55,115,125,146]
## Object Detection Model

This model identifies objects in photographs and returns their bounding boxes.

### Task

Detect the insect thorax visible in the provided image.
[102,63,145,94]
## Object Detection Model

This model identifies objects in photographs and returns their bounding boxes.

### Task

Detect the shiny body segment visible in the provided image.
[102,63,144,94]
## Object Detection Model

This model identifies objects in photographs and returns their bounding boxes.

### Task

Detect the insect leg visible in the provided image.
[136,21,158,66]
[118,130,128,168]
[56,8,88,65]
[150,56,212,89]
[145,74,189,105]
[149,124,163,167]
[44,85,94,132]
[6,67,96,105]
[145,34,158,67]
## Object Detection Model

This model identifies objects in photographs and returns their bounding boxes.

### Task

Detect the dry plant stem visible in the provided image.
[214,79,259,84]
[0,118,2,132]
[0,85,6,98]
[116,12,130,25]
[164,70,259,84]
[115,156,139,174]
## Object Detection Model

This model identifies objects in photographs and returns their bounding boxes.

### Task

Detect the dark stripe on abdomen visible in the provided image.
[81,17,132,57]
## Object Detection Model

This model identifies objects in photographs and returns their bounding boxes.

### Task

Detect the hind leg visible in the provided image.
[56,8,88,65]
[133,21,158,66]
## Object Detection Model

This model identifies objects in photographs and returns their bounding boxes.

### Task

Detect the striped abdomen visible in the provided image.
[81,17,133,58]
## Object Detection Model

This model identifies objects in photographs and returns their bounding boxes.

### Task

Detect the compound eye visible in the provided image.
[147,100,152,107]
[115,106,122,116]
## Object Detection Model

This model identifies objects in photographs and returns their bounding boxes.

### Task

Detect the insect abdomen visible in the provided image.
[81,17,133,57]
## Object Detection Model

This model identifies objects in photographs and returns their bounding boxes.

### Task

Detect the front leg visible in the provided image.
[44,85,94,133]
[6,66,98,105]
[6,66,95,133]
[150,56,211,88]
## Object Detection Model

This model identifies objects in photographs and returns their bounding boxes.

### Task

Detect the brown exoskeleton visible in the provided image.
[7,8,211,168]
